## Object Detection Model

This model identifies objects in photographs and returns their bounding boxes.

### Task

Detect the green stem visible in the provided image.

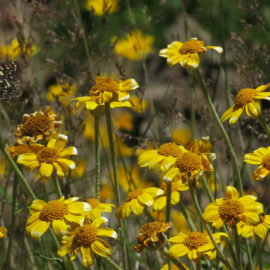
[105,103,129,270]
[245,238,254,270]
[0,139,36,200]
[193,69,243,195]
[202,176,215,202]
[258,114,270,139]
[256,236,263,270]
[189,184,233,270]
[165,182,172,223]
[233,225,242,270]
[95,114,101,200]
[196,262,201,270]
[161,248,187,270]
[103,257,124,270]
[52,173,63,197]
[178,203,196,231]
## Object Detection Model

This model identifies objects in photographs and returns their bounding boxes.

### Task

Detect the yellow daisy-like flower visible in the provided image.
[169,231,227,261]
[163,147,214,183]
[15,106,61,143]
[26,197,90,239]
[73,75,139,110]
[58,217,117,267]
[85,0,118,16]
[153,181,188,211]
[0,39,37,60]
[159,37,222,70]
[116,187,164,219]
[221,83,270,124]
[134,221,172,253]
[113,30,155,61]
[85,198,115,221]
[237,213,270,239]
[138,142,184,172]
[0,226,7,238]
[17,134,77,178]
[202,186,263,228]
[244,146,270,180]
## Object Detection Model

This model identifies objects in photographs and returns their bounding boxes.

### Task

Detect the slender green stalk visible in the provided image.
[103,257,124,270]
[95,114,101,200]
[178,203,196,231]
[166,182,172,223]
[202,176,215,202]
[161,248,188,270]
[196,262,201,270]
[256,236,263,270]
[193,69,243,195]
[0,139,36,200]
[52,173,63,197]
[233,225,242,270]
[105,103,129,270]
[189,184,233,270]
[258,114,270,139]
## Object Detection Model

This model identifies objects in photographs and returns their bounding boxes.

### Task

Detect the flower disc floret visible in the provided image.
[157,142,182,157]
[37,148,58,164]
[183,232,208,250]
[235,88,257,107]
[39,200,68,222]
[176,152,201,172]
[127,188,144,201]
[262,154,270,170]
[179,40,206,54]
[73,224,98,247]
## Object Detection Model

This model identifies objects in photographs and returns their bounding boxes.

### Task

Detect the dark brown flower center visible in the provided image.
[179,40,206,55]
[235,88,257,107]
[39,200,68,222]
[157,143,182,157]
[183,232,208,250]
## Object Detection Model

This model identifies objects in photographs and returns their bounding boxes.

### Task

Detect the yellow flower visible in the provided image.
[221,83,270,124]
[138,142,184,172]
[244,146,270,180]
[26,197,90,239]
[0,226,7,238]
[0,39,37,60]
[153,181,188,211]
[85,0,118,16]
[161,263,189,270]
[134,222,172,253]
[116,187,164,219]
[15,106,61,143]
[85,198,115,221]
[17,134,77,179]
[113,30,154,61]
[202,186,263,228]
[46,83,76,106]
[58,217,117,267]
[73,75,139,110]
[169,231,227,261]
[163,147,214,183]
[159,37,222,70]
[237,213,270,239]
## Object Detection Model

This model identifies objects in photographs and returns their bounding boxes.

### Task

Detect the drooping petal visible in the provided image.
[27,219,50,239]
[228,107,244,124]
[53,162,65,177]
[81,246,94,267]
[52,219,69,236]
[91,239,113,257]
[39,162,54,178]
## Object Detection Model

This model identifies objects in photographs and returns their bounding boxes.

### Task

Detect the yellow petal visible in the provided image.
[205,46,223,54]
[64,213,84,226]
[60,147,78,157]
[144,187,164,197]
[229,107,244,124]
[119,79,139,91]
[256,82,270,92]
[91,239,112,257]
[153,196,166,211]
[53,162,65,177]
[169,244,188,258]
[221,105,235,122]
[137,193,154,206]
[92,217,108,228]
[54,134,68,151]
[52,219,68,236]
[68,201,91,213]
[39,162,53,178]
[97,228,117,239]
[130,199,144,215]
[27,219,50,239]
[225,186,239,200]
[86,101,98,110]
[81,246,94,267]
[58,158,76,170]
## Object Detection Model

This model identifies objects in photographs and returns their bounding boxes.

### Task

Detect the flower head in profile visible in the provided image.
[202,186,263,228]
[221,83,270,124]
[113,30,154,61]
[47,83,76,106]
[73,75,139,111]
[237,213,270,239]
[169,231,227,261]
[85,0,118,16]
[153,181,188,211]
[134,222,172,253]
[17,134,77,179]
[138,142,184,172]
[244,146,270,180]
[159,37,222,70]
[26,197,90,239]
[15,106,61,143]
[116,187,164,219]
[0,226,7,238]
[85,198,115,221]
[58,217,117,267]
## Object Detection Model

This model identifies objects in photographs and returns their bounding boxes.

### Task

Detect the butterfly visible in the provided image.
[0,61,22,100]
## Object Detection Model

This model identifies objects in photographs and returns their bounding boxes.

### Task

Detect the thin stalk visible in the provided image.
[233,225,242,270]
[202,176,215,202]
[5,177,18,268]
[105,103,129,270]
[256,236,263,270]
[178,203,196,231]
[196,262,201,270]
[103,257,124,270]
[166,182,172,223]
[126,0,136,25]
[161,248,188,270]
[258,114,270,139]
[193,69,243,195]
[95,114,101,200]
[245,239,254,270]
[189,184,233,270]
[52,173,63,197]
[0,139,36,200]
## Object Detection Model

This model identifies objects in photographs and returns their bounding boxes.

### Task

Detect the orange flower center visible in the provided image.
[157,143,182,157]
[39,200,68,222]
[235,88,257,107]
[86,198,100,208]
[37,148,59,164]
[21,114,51,137]
[139,222,171,237]
[91,77,120,94]
[179,40,206,55]
[262,154,270,170]
[175,152,201,172]
[73,224,98,247]
[183,232,208,250]
[127,188,144,201]
[218,199,244,226]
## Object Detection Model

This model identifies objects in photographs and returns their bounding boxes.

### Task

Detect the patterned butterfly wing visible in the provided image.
[0,61,22,100]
